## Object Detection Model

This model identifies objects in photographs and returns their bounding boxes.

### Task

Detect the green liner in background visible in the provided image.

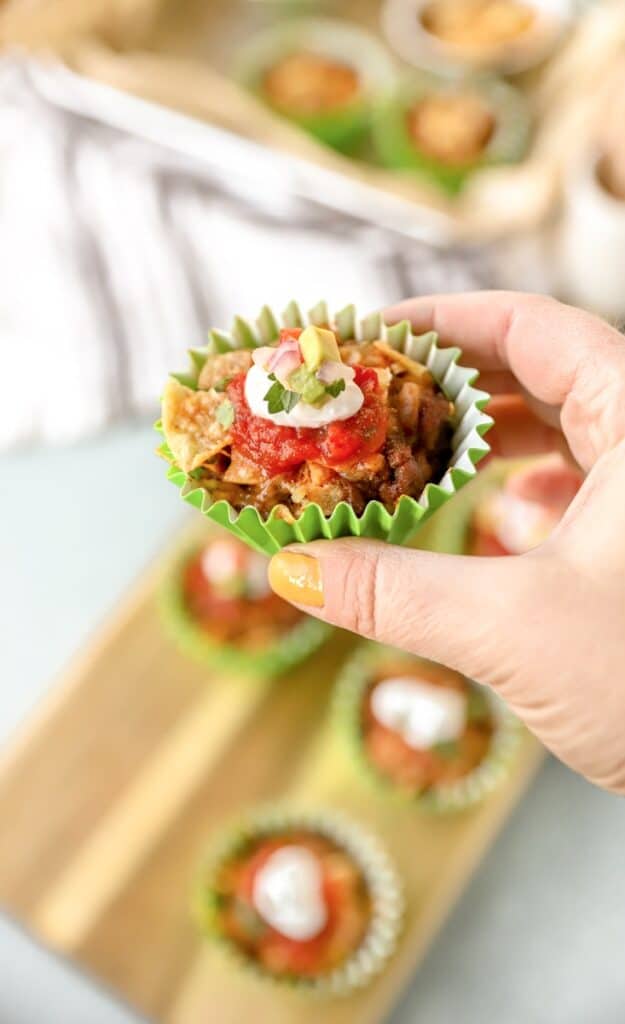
[371,71,531,195]
[159,541,333,680]
[194,804,403,996]
[333,643,523,814]
[158,299,493,556]
[235,17,396,153]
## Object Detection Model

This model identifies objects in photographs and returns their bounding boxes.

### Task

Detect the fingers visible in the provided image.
[268,539,532,687]
[385,291,625,469]
[385,292,618,395]
[506,455,583,511]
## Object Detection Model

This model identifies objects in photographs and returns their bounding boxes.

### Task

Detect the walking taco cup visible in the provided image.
[158,300,492,555]
[334,644,523,812]
[159,531,331,678]
[194,805,403,994]
[235,18,396,154]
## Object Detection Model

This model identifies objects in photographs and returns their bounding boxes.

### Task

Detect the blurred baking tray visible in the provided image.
[24,56,457,246]
[45,0,625,244]
[0,0,156,50]
[0,468,544,1024]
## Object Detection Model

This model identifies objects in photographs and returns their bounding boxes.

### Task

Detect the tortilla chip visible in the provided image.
[198,350,253,390]
[223,450,263,485]
[373,341,432,383]
[162,378,232,473]
[340,341,388,368]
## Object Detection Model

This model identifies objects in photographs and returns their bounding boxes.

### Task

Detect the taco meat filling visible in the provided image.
[262,51,361,116]
[407,93,496,166]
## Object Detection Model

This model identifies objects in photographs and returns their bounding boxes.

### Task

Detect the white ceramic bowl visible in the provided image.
[558,150,625,322]
[381,0,573,75]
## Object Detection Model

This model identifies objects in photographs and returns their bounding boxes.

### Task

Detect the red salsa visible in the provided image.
[227,334,388,478]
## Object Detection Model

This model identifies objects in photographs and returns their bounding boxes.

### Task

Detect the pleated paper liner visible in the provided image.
[194,805,404,997]
[371,71,531,195]
[157,299,492,556]
[333,643,523,814]
[158,541,332,680]
[234,18,397,154]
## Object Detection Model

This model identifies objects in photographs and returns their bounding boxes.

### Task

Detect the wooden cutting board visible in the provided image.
[0,492,543,1023]
[65,0,625,243]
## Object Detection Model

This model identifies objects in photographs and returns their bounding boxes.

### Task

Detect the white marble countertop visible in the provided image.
[1,423,624,1023]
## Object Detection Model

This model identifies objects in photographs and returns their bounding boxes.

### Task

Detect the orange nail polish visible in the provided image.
[268,552,324,608]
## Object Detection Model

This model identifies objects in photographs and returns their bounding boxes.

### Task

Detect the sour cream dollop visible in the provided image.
[371,676,467,749]
[252,845,328,941]
[244,361,364,428]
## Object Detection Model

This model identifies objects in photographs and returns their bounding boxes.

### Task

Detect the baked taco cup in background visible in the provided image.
[371,70,530,195]
[159,531,332,679]
[417,457,577,558]
[158,301,492,555]
[467,461,576,556]
[334,644,522,813]
[235,18,396,154]
[194,805,403,995]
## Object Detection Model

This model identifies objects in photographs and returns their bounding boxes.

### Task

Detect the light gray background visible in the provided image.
[1,423,623,1023]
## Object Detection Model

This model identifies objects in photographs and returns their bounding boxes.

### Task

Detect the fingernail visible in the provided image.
[268,552,324,608]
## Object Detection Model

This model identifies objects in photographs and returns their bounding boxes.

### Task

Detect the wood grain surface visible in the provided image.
[0,487,543,1022]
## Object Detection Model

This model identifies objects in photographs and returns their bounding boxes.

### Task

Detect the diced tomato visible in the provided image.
[228,374,320,475]
[318,366,387,466]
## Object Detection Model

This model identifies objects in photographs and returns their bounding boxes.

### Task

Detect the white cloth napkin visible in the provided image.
[0,57,491,450]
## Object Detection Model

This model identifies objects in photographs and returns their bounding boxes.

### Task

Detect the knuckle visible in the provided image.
[341,547,382,639]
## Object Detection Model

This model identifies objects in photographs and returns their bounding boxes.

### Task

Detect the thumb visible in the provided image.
[268,539,533,686]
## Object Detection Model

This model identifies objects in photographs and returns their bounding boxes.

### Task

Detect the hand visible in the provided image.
[268,292,625,794]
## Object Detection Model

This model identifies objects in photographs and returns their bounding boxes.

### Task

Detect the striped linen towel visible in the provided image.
[0,56,493,450]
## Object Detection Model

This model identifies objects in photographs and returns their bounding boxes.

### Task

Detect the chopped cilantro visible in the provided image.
[213,376,232,393]
[325,378,346,399]
[216,399,234,428]
[263,377,301,414]
[281,389,301,412]
[263,379,285,413]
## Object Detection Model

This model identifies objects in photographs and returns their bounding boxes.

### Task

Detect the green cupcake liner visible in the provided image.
[333,643,523,813]
[158,541,333,679]
[235,18,396,153]
[195,804,403,995]
[371,70,530,195]
[158,299,493,556]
